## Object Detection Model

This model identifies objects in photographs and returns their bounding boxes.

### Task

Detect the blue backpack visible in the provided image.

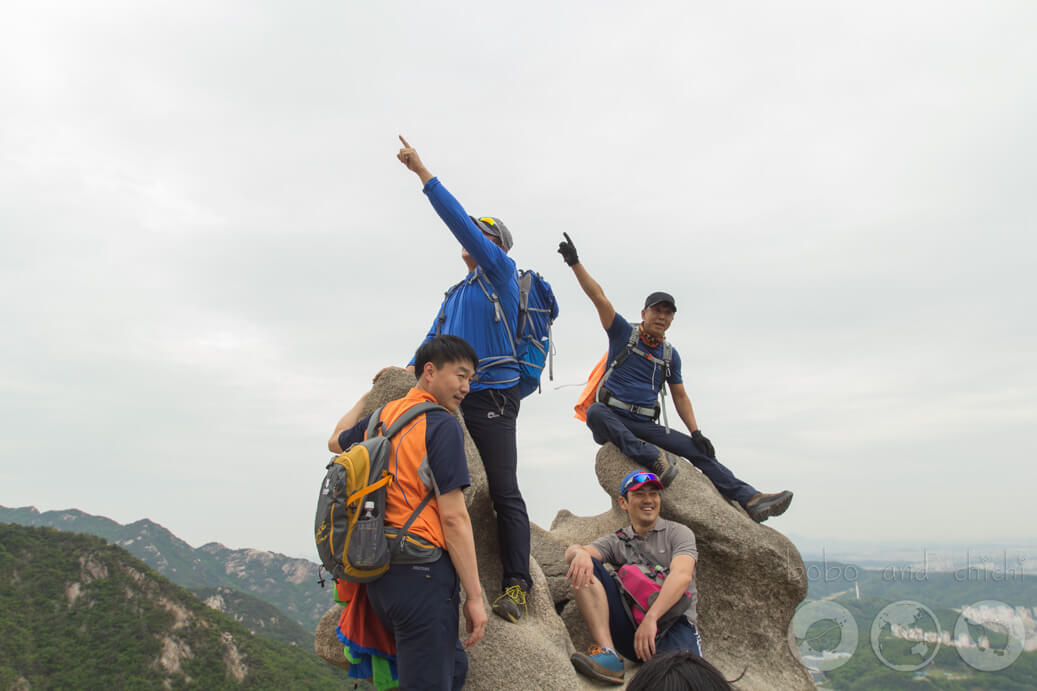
[435,269,559,398]
[515,270,559,397]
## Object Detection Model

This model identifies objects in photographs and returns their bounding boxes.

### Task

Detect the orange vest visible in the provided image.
[370,388,453,549]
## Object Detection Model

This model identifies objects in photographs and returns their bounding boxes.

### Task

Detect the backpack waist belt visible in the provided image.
[600,388,660,420]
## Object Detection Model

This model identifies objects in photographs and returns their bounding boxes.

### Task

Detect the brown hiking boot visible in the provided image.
[746,490,794,523]
[646,448,678,487]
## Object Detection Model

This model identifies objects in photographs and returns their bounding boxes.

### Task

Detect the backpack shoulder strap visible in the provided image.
[614,528,668,575]
[658,340,673,431]
[381,401,448,439]
[472,269,518,360]
[516,270,533,335]
[391,490,437,558]
[384,402,451,558]
[603,329,639,380]
[617,327,639,366]
[434,279,466,336]
[618,327,634,361]
[596,328,640,398]
[363,405,386,440]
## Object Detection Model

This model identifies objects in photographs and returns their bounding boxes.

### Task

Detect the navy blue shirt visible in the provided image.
[603,313,683,414]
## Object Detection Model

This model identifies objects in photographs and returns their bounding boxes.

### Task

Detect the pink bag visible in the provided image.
[614,564,689,632]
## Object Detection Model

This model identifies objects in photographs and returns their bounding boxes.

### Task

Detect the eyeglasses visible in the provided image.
[621,471,661,495]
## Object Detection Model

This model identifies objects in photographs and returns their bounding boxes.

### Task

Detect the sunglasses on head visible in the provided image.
[622,471,661,495]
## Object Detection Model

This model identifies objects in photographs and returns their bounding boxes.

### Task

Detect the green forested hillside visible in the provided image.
[805,594,1037,690]
[192,587,313,649]
[0,524,347,689]
[0,506,329,634]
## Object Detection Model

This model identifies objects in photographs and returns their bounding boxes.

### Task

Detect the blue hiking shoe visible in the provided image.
[571,645,624,684]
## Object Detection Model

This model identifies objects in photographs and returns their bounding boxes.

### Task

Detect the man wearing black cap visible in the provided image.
[558,233,793,523]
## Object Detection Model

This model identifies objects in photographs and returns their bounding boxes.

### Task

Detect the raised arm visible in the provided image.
[397,135,514,288]
[327,391,371,453]
[558,232,616,330]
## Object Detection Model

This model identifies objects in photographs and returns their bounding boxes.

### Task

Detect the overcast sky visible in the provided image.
[2,1,1035,559]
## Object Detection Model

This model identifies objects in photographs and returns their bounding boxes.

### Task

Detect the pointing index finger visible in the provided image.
[563,232,573,244]
[398,135,411,148]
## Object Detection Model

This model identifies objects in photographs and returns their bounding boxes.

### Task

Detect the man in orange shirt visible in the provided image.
[329,335,487,690]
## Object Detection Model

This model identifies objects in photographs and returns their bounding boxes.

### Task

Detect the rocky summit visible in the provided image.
[315,368,813,690]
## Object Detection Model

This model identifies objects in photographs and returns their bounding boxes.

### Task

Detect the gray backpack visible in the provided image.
[314,401,445,583]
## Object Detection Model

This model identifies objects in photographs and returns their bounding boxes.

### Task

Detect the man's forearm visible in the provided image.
[414,165,434,185]
[572,263,604,302]
[673,394,700,434]
[565,543,602,562]
[328,391,370,452]
[572,263,616,329]
[645,561,694,622]
[565,544,587,563]
[442,510,483,602]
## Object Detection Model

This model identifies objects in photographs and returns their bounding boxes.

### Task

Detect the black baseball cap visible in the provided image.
[644,291,676,312]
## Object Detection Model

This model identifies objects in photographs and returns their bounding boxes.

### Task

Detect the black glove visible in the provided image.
[692,430,716,458]
[557,232,580,266]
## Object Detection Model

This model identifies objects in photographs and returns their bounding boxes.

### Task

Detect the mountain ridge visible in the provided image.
[0,505,329,637]
[0,523,347,688]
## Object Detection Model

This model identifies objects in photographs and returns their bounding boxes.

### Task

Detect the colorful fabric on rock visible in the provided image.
[335,580,398,690]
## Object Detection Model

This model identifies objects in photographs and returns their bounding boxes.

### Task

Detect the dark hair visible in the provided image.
[626,651,733,691]
[413,335,478,379]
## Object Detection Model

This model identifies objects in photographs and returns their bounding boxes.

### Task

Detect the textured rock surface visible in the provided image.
[540,443,813,691]
[314,604,349,671]
[315,368,597,690]
[315,368,813,690]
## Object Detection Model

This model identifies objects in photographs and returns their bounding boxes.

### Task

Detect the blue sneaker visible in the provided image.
[571,645,624,684]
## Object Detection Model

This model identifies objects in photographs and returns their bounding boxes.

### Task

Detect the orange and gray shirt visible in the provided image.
[336,388,470,550]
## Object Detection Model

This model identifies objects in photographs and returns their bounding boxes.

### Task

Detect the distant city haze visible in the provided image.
[1,1,1034,557]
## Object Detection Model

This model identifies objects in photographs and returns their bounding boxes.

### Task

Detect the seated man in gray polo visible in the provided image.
[564,470,701,685]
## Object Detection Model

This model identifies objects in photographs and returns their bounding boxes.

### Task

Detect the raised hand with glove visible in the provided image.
[557,232,580,267]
